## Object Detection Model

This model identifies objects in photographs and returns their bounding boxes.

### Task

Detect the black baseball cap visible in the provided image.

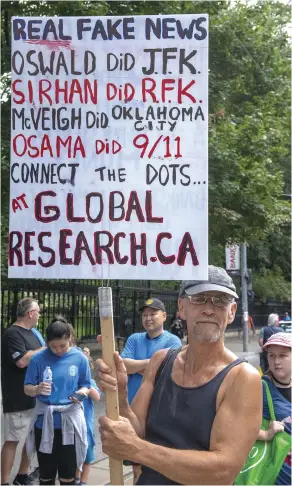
[139,298,166,312]
[179,265,238,299]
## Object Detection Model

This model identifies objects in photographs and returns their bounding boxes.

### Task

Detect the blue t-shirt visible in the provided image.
[262,376,291,485]
[83,378,100,446]
[121,331,181,403]
[24,347,91,429]
[31,327,46,346]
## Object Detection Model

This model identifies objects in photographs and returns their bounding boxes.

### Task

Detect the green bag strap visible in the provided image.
[263,379,276,421]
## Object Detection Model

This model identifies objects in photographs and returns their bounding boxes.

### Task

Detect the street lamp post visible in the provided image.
[241,243,249,352]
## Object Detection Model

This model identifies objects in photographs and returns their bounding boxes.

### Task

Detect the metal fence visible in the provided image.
[1,278,290,340]
[1,279,180,339]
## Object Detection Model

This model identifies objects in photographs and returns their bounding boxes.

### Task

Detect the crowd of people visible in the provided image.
[1,267,291,485]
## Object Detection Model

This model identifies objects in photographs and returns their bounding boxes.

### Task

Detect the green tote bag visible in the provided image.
[234,380,291,485]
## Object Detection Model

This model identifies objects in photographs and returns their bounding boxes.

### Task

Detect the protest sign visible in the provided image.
[9,14,208,280]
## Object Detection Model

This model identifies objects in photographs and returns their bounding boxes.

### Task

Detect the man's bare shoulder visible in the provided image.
[217,356,261,408]
[143,348,172,382]
[228,357,261,383]
[150,348,170,367]
[228,361,261,398]
[233,359,260,379]
[224,347,260,380]
[240,359,260,374]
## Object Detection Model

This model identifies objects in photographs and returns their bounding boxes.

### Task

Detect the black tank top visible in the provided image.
[137,348,244,485]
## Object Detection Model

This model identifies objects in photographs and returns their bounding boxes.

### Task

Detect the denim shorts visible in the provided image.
[85,445,95,464]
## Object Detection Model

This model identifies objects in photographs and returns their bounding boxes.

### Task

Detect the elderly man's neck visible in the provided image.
[14,318,35,330]
[186,339,227,369]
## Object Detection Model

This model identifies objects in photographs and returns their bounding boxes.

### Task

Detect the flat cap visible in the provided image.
[179,265,238,299]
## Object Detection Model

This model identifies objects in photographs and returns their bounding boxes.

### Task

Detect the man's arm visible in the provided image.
[5,330,45,369]
[24,384,39,397]
[130,363,262,485]
[123,358,149,375]
[16,348,46,369]
[120,335,150,375]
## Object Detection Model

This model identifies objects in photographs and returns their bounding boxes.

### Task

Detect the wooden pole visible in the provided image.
[98,287,124,485]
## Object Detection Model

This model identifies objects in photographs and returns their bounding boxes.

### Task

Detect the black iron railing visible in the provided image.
[1,279,179,339]
[1,278,289,339]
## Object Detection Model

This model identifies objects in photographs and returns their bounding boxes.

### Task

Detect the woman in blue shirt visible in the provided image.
[24,317,91,486]
[257,332,291,485]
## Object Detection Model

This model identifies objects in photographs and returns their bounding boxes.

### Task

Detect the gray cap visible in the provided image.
[179,265,239,299]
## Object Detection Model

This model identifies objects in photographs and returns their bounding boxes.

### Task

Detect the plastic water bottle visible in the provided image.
[42,366,52,395]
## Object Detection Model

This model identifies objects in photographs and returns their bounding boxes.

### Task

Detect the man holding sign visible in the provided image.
[97,266,262,485]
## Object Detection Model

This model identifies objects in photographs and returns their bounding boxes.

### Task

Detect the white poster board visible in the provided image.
[225,245,240,271]
[9,15,208,280]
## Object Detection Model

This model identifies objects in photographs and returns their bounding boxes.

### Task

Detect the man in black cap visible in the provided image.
[97,266,262,485]
[121,298,181,404]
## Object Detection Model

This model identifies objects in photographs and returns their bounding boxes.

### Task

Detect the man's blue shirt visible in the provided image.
[121,331,181,403]
[24,347,91,428]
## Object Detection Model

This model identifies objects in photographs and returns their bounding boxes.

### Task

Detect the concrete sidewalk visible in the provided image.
[88,458,133,485]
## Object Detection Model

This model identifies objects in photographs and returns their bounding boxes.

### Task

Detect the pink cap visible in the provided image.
[262,332,292,351]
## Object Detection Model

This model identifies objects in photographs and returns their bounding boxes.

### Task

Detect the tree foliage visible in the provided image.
[253,267,291,304]
[1,0,290,301]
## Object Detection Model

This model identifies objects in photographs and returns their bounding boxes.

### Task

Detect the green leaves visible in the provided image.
[1,1,290,303]
[207,1,291,247]
[253,267,291,303]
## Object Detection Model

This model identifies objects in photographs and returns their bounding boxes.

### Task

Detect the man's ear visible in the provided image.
[227,302,237,326]
[178,298,186,320]
[162,312,167,322]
